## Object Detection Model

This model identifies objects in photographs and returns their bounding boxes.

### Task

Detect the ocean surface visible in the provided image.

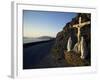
[23,38,51,44]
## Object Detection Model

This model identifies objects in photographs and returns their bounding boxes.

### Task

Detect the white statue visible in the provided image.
[73,42,78,53]
[80,36,87,59]
[67,37,72,52]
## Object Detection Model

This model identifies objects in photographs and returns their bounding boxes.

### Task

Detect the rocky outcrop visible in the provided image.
[52,13,91,66]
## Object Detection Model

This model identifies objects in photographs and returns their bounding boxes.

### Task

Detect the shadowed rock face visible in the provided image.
[52,13,91,66]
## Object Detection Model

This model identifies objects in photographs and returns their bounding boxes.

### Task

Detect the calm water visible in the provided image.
[23,38,51,44]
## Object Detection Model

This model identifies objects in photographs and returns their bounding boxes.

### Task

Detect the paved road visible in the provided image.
[23,40,55,69]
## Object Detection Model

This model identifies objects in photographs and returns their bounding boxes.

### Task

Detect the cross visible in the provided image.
[73,17,90,53]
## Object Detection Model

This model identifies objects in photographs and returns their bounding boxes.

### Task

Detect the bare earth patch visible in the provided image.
[64,50,89,66]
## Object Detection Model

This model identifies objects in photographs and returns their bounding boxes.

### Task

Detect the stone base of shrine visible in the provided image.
[64,50,90,66]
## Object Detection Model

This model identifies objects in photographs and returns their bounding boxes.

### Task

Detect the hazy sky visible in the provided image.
[23,10,77,38]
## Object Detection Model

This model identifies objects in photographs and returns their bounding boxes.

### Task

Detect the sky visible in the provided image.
[23,10,77,38]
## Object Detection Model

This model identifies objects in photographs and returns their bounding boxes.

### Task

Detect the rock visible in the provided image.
[64,51,89,66]
[52,13,91,66]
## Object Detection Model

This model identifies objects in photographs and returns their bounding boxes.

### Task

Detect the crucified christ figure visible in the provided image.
[73,16,90,55]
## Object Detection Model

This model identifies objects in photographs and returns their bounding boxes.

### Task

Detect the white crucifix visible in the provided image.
[73,16,90,54]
